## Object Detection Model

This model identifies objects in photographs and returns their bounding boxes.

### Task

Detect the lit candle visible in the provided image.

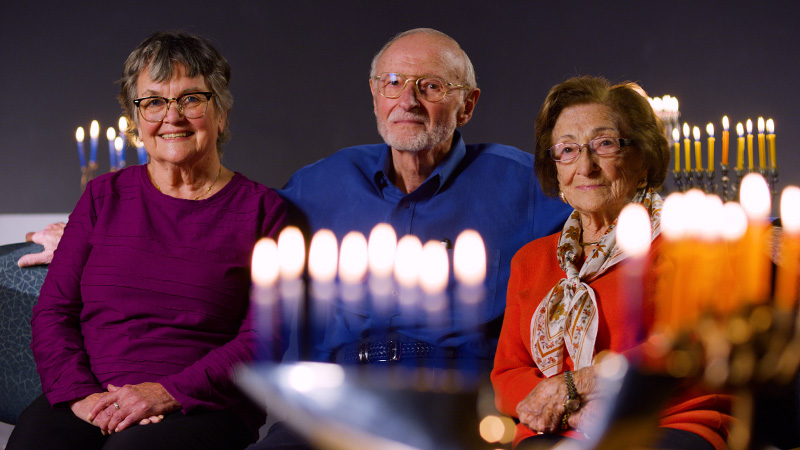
[746,119,754,170]
[394,235,422,317]
[134,136,147,165]
[706,123,715,171]
[454,229,486,305]
[720,202,748,314]
[693,126,702,171]
[659,192,687,333]
[75,127,86,168]
[766,118,776,169]
[308,230,338,333]
[367,224,397,316]
[616,203,652,339]
[683,123,692,172]
[651,96,663,113]
[338,231,368,303]
[106,127,117,171]
[739,173,772,303]
[419,240,449,328]
[277,226,306,305]
[672,128,681,172]
[776,186,800,311]
[118,117,128,169]
[251,237,280,360]
[115,137,125,170]
[89,120,100,165]
[721,116,729,166]
[757,117,766,170]
[736,122,745,171]
[118,116,128,138]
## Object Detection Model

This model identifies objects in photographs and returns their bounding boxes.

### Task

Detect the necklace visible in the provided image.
[153,166,222,200]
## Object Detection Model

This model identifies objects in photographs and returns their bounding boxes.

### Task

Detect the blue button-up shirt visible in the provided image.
[278,131,572,361]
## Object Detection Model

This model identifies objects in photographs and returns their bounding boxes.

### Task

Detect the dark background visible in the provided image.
[2,0,797,214]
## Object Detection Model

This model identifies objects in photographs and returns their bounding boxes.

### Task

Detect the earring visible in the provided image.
[637,178,648,189]
[559,191,567,203]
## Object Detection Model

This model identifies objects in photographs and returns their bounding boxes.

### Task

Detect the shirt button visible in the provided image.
[401,201,410,209]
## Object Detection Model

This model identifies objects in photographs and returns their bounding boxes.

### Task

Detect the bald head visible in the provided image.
[369,28,476,88]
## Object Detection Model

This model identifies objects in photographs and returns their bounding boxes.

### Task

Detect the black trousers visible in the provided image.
[7,394,252,450]
[518,427,715,450]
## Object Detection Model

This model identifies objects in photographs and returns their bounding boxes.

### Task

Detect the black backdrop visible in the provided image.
[2,0,797,214]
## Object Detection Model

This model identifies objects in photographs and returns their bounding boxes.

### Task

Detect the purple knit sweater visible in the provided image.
[31,164,287,436]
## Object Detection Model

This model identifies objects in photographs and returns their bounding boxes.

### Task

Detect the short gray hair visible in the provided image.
[369,28,477,89]
[118,31,233,155]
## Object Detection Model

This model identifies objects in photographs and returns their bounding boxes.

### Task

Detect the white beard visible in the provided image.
[378,110,457,153]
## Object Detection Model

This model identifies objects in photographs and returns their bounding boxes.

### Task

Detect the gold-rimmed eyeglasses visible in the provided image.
[372,72,468,102]
[549,137,635,164]
[133,92,214,123]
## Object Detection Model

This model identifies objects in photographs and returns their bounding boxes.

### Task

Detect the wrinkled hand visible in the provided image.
[88,383,180,435]
[517,366,599,434]
[17,222,66,267]
[70,392,107,424]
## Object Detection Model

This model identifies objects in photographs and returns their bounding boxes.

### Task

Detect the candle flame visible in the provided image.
[692,126,700,141]
[757,117,765,133]
[736,122,744,137]
[746,119,753,134]
[308,229,338,283]
[781,186,800,234]
[671,97,679,112]
[721,202,748,241]
[106,127,116,141]
[766,118,775,134]
[339,231,368,284]
[683,189,707,238]
[394,235,423,288]
[672,127,680,143]
[90,120,100,139]
[454,229,487,286]
[661,192,686,241]
[616,204,651,257]
[76,127,85,142]
[740,173,771,220]
[682,123,690,138]
[367,223,397,278]
[251,238,280,287]
[722,116,729,131]
[277,226,306,280]
[699,194,724,241]
[118,116,128,133]
[114,136,123,151]
[419,240,449,294]
[651,97,663,112]
[706,123,714,137]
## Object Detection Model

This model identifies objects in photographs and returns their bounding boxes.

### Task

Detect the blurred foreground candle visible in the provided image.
[693,126,702,170]
[76,127,86,168]
[454,229,486,305]
[338,231,368,303]
[746,119,754,170]
[721,116,729,166]
[757,117,766,170]
[395,235,423,317]
[736,123,745,171]
[659,193,687,332]
[766,119,776,169]
[683,123,692,171]
[720,202,748,314]
[367,224,397,315]
[739,173,772,303]
[252,238,280,360]
[308,230,338,338]
[106,127,117,171]
[672,128,681,172]
[706,123,715,170]
[89,120,100,165]
[420,240,449,327]
[115,137,125,170]
[616,203,651,340]
[776,186,800,311]
[277,226,305,304]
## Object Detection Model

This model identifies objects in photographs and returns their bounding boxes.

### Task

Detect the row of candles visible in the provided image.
[74,118,148,172]
[671,116,777,172]
[249,225,488,360]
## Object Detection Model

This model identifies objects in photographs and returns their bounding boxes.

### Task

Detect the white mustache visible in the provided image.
[389,111,427,123]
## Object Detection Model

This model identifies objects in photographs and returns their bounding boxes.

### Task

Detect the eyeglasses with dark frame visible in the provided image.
[549,137,635,164]
[372,72,468,102]
[133,92,214,123]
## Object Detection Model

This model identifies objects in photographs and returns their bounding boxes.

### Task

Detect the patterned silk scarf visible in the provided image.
[530,187,663,377]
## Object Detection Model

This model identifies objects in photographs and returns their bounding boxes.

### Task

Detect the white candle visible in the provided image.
[277,226,306,305]
[454,229,486,305]
[367,223,397,316]
[420,240,449,328]
[394,235,422,317]
[308,229,338,303]
[338,231,368,303]
[89,120,100,165]
[251,238,280,360]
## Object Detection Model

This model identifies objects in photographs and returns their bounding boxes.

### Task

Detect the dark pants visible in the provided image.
[518,427,715,450]
[247,421,314,450]
[7,394,252,450]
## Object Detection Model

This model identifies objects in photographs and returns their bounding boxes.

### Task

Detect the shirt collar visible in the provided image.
[372,130,467,196]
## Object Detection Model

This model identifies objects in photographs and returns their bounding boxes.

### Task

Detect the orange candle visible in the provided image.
[776,186,800,311]
[721,116,729,166]
[683,123,692,171]
[672,128,681,172]
[739,173,772,303]
[746,119,754,170]
[757,117,766,170]
[736,123,745,171]
[766,118,776,169]
[693,126,702,170]
[706,123,715,171]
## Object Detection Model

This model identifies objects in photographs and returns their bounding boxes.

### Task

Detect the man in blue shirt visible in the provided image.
[277,28,571,367]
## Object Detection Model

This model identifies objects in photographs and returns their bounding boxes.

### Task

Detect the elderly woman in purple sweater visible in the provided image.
[7,32,286,450]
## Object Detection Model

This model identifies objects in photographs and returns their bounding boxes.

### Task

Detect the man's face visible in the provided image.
[371,34,469,155]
